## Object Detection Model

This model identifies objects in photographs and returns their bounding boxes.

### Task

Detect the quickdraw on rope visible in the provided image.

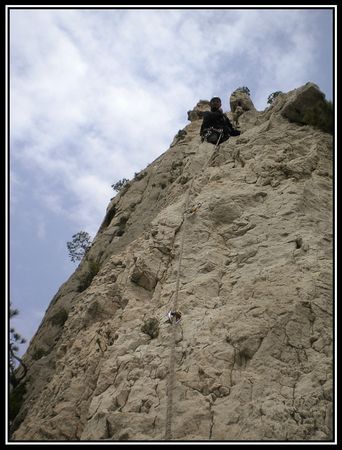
[164,132,223,440]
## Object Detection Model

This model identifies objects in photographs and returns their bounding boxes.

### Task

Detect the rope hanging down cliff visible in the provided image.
[164,133,222,441]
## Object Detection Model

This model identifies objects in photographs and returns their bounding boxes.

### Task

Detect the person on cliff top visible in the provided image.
[200,97,240,145]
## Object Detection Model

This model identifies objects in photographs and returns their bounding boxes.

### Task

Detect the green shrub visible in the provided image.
[32,347,48,360]
[115,215,129,237]
[78,258,101,292]
[49,308,68,327]
[236,86,250,96]
[141,318,159,339]
[86,300,101,319]
[9,305,26,386]
[267,91,283,104]
[134,171,147,181]
[111,178,129,192]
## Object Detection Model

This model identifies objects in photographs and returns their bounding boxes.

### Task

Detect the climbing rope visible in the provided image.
[164,133,222,440]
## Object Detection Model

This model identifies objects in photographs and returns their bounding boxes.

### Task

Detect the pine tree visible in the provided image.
[9,305,27,387]
[66,231,92,263]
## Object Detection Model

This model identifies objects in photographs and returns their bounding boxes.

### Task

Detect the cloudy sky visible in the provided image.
[8,6,334,356]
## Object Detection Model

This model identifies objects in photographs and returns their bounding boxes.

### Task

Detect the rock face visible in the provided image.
[187,99,211,122]
[11,83,334,442]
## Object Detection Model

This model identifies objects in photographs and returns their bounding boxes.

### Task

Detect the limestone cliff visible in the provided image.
[10,83,334,442]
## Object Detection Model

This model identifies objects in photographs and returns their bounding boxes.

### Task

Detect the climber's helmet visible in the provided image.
[210,97,222,111]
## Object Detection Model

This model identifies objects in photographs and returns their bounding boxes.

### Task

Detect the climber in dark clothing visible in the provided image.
[200,97,240,145]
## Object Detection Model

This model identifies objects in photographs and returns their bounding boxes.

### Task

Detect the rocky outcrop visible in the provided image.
[187,99,211,122]
[11,83,333,442]
[230,88,256,113]
[229,88,257,129]
[280,82,333,134]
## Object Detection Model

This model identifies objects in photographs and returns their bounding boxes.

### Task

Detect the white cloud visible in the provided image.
[36,217,47,240]
[10,8,333,237]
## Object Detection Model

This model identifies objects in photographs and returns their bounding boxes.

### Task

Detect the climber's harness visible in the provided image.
[201,127,224,144]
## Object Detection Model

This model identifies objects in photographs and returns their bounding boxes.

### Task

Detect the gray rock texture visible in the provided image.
[11,83,334,442]
[230,88,257,113]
